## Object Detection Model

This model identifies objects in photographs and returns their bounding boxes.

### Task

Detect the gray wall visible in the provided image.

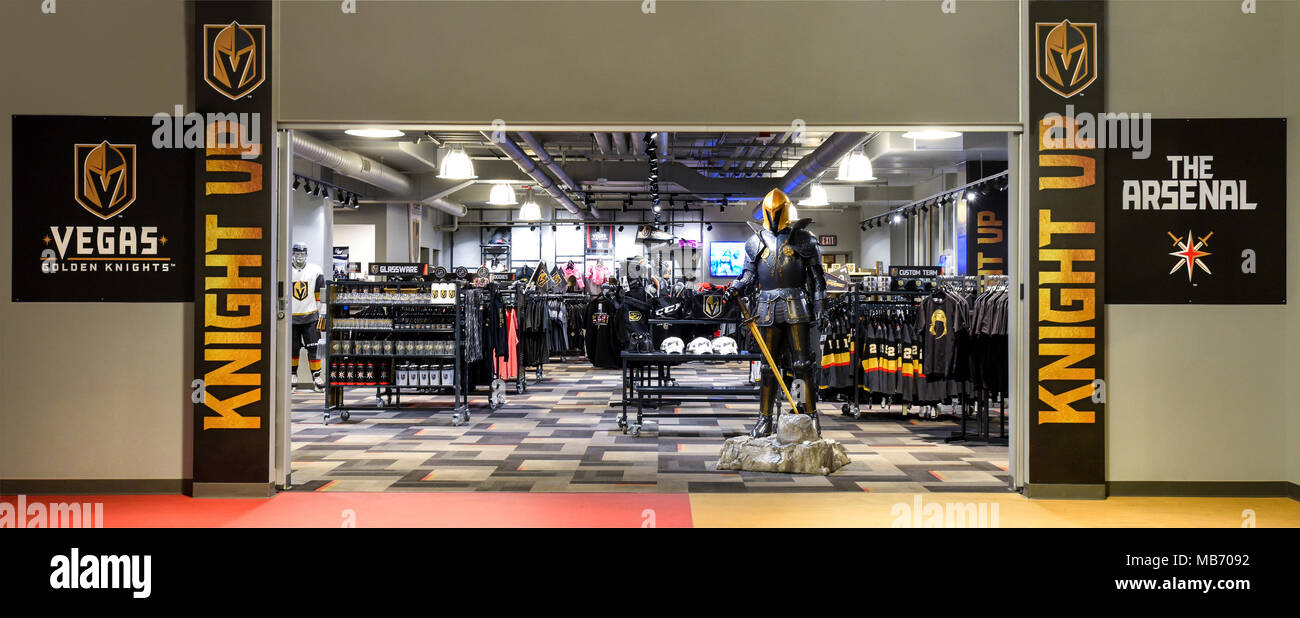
[1105,1,1298,484]
[0,0,191,482]
[279,0,1018,125]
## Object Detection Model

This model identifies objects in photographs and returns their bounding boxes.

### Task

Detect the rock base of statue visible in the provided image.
[716,413,850,475]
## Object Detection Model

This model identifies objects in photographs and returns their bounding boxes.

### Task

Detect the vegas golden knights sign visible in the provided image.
[1028,1,1106,490]
[193,1,273,489]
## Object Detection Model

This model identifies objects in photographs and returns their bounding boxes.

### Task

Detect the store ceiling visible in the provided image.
[301,129,1007,210]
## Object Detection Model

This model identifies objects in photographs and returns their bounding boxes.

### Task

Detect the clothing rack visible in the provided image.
[943,274,1009,445]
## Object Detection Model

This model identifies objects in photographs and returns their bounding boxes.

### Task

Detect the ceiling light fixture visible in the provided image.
[798,183,829,207]
[893,214,902,224]
[902,130,961,140]
[345,128,406,138]
[836,149,876,182]
[438,146,477,179]
[966,191,977,202]
[488,183,518,206]
[618,225,624,232]
[291,176,301,191]
[517,187,542,221]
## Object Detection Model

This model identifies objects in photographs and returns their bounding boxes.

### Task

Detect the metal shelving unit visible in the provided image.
[323,279,470,426]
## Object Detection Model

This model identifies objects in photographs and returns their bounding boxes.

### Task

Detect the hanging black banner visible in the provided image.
[11,116,193,302]
[1106,118,1286,304]
[1027,0,1106,490]
[192,1,274,490]
[966,190,1008,276]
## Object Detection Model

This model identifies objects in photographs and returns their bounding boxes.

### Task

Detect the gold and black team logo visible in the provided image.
[292,281,310,301]
[203,21,266,100]
[929,309,949,339]
[74,141,136,220]
[628,311,643,322]
[1035,19,1098,98]
[702,295,724,319]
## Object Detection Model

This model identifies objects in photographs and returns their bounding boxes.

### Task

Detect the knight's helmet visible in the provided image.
[1044,19,1089,88]
[291,242,308,270]
[761,189,798,232]
[213,22,259,89]
[83,142,128,208]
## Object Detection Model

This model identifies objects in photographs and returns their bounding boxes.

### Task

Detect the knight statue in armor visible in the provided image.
[726,188,828,438]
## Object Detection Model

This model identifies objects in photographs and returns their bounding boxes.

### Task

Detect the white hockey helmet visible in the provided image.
[710,336,738,355]
[660,337,685,354]
[687,337,713,355]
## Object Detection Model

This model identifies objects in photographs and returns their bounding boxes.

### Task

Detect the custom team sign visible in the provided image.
[193,0,273,488]
[1027,0,1106,488]
[11,115,192,302]
[1106,119,1286,304]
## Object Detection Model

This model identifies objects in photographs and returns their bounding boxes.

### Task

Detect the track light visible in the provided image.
[652,204,661,213]
[707,223,713,231]
[893,214,902,224]
[529,225,536,231]
[618,225,624,232]
[551,224,557,232]
[292,176,301,191]
[966,191,977,202]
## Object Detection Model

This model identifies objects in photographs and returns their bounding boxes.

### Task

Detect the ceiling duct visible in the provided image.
[593,132,612,156]
[481,131,586,217]
[291,131,412,195]
[517,132,582,194]
[778,132,870,197]
[423,197,467,218]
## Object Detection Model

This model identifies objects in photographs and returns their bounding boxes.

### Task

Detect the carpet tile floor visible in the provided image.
[290,361,1011,493]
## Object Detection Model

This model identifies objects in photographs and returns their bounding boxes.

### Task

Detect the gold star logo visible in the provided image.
[159,236,168,246]
[42,235,51,245]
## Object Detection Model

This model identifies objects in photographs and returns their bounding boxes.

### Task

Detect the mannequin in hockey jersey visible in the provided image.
[290,243,326,392]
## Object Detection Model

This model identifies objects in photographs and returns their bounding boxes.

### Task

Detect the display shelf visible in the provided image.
[329,327,455,333]
[324,279,470,426]
[619,350,762,437]
[621,351,758,362]
[647,318,737,326]
[332,301,458,307]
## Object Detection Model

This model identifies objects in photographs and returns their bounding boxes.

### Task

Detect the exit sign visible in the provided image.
[818,235,837,247]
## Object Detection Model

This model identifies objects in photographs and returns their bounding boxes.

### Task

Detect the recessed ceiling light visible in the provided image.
[344,128,406,138]
[902,130,961,140]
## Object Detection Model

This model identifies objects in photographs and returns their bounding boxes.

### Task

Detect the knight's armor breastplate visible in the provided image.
[750,228,819,325]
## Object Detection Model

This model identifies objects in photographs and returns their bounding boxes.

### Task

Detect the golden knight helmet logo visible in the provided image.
[74,141,136,220]
[761,188,798,232]
[204,21,266,100]
[703,294,723,318]
[1035,19,1098,98]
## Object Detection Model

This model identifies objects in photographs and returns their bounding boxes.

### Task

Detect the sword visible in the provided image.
[736,299,801,414]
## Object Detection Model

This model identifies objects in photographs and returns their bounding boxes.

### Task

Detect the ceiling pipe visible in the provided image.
[290,131,411,194]
[480,131,586,218]
[517,132,582,194]
[593,132,612,156]
[778,132,870,197]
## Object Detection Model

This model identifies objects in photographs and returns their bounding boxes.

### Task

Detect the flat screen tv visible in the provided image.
[709,241,747,277]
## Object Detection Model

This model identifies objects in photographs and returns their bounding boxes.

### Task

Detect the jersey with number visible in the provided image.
[291,263,326,324]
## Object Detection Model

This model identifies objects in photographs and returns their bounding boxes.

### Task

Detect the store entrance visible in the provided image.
[278,128,1017,493]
